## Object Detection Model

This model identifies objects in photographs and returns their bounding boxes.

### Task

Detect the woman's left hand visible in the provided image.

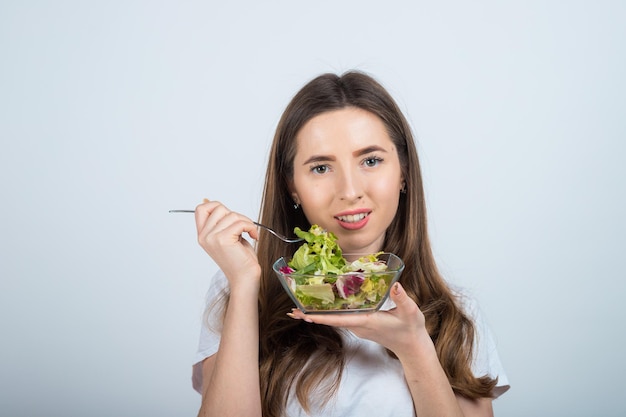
[288,282,429,357]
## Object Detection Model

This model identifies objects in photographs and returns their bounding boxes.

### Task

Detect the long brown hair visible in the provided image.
[255,71,496,416]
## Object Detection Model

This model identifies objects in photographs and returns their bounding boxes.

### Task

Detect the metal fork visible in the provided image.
[168,210,304,243]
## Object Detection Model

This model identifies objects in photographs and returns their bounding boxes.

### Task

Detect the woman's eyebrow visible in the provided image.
[302,154,335,165]
[354,145,388,156]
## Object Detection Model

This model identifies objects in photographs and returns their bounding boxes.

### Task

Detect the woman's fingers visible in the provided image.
[194,198,259,251]
[204,215,259,248]
[388,282,421,318]
[288,308,373,327]
[194,198,217,235]
[193,199,262,287]
[194,199,231,235]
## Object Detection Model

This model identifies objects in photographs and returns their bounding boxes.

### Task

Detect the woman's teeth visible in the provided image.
[337,213,368,223]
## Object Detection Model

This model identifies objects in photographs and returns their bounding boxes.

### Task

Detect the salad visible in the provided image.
[278,225,395,311]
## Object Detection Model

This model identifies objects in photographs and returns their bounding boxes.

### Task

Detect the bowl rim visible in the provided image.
[272,252,405,314]
[272,252,405,274]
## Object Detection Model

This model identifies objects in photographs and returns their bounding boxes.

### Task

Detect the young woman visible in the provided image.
[191,71,509,417]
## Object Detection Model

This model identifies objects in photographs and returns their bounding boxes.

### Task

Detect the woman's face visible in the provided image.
[290,107,404,255]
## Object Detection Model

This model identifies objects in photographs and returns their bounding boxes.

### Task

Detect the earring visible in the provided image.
[292,194,300,209]
[400,182,407,194]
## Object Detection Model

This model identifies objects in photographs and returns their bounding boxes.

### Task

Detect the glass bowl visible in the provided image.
[273,252,405,314]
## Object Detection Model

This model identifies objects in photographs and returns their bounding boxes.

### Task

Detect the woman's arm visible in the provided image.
[194,200,263,417]
[198,283,261,417]
[396,328,493,417]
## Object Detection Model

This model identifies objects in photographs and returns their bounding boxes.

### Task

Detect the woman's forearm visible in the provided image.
[198,284,262,417]
[397,334,465,417]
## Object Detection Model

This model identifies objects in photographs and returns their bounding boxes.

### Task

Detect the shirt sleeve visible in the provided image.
[461,293,511,398]
[191,269,228,394]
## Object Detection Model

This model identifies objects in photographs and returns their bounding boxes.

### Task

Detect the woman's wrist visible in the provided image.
[394,329,438,365]
[227,271,261,300]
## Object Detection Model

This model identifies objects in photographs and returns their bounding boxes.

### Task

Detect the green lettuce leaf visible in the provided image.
[288,225,346,275]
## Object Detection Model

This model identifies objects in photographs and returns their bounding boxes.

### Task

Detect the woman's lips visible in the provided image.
[335,211,371,230]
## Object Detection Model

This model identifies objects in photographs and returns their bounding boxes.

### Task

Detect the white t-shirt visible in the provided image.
[192,270,510,416]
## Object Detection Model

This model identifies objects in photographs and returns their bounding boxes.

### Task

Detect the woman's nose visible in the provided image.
[337,168,364,202]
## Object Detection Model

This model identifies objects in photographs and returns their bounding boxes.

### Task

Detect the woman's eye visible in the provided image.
[364,156,383,167]
[312,164,329,174]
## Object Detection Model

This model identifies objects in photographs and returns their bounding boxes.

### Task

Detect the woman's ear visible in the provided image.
[288,181,300,207]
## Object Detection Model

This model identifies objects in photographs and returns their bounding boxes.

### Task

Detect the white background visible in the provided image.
[1,1,625,416]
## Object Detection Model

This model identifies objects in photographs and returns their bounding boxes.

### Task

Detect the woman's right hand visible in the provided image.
[194,199,261,291]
